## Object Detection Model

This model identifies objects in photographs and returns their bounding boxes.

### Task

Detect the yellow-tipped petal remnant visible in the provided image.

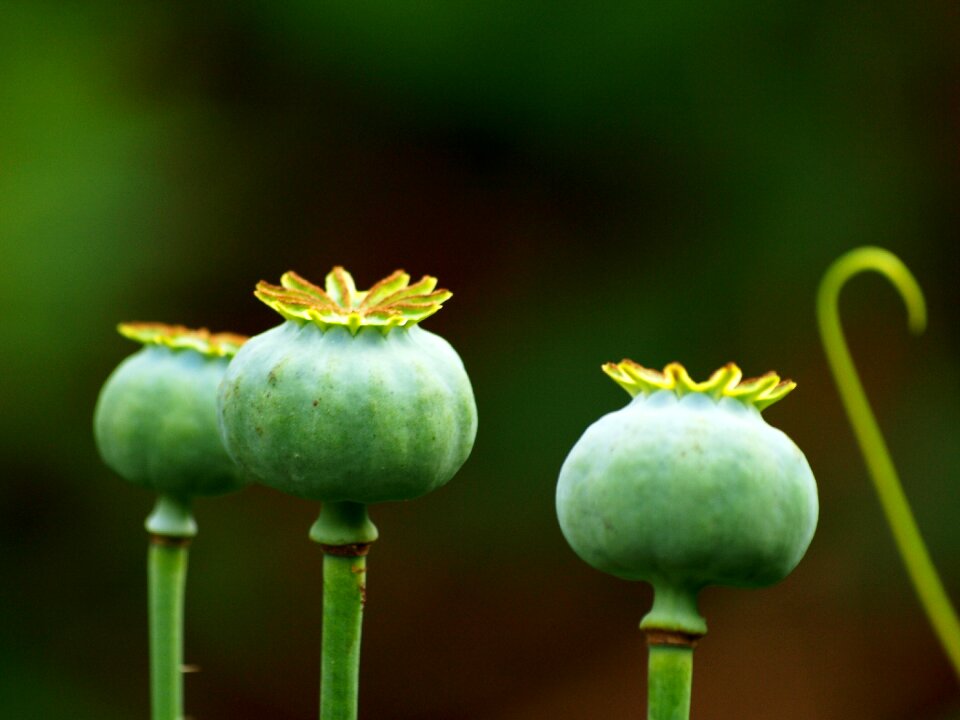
[602,360,796,412]
[254,266,451,334]
[118,323,247,358]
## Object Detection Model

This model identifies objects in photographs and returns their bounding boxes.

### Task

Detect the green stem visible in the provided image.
[311,502,378,720]
[149,538,187,720]
[148,540,190,720]
[647,644,693,720]
[146,495,195,720]
[320,552,367,720]
[818,246,960,679]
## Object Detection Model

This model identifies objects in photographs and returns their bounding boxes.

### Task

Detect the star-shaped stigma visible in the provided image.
[603,361,796,411]
[254,267,452,334]
[118,323,247,357]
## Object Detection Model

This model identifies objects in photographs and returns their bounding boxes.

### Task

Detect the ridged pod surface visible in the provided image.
[94,324,248,498]
[217,268,477,505]
[556,361,818,635]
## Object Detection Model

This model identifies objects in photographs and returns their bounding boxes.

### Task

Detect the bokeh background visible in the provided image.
[2,2,959,718]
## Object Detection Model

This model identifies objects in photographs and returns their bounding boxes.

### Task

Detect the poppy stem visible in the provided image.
[146,494,196,720]
[320,551,367,720]
[313,502,377,720]
[647,643,693,720]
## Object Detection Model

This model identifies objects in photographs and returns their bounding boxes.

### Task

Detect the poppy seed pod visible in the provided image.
[218,267,477,718]
[95,322,249,718]
[217,267,477,514]
[556,361,818,636]
[94,323,249,503]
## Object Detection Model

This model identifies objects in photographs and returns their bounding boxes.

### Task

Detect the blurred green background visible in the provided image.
[2,1,959,718]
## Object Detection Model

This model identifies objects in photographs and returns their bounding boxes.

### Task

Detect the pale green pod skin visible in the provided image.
[94,345,247,498]
[218,321,477,504]
[557,390,817,635]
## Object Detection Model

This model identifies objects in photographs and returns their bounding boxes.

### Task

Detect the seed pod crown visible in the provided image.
[603,360,795,411]
[118,322,247,357]
[254,267,452,334]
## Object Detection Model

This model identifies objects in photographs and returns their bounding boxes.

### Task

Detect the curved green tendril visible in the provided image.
[817,245,960,679]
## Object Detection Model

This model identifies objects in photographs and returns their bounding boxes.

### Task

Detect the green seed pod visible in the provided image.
[219,267,476,717]
[94,323,249,507]
[96,323,249,718]
[556,361,818,637]
[217,267,477,529]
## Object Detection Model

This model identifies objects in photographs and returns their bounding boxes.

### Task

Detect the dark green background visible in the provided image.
[2,2,959,718]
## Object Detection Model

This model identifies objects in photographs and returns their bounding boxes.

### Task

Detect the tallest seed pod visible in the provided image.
[217,267,477,720]
[556,361,818,720]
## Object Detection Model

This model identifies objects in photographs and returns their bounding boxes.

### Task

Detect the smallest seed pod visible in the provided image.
[94,323,249,533]
[556,361,818,637]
